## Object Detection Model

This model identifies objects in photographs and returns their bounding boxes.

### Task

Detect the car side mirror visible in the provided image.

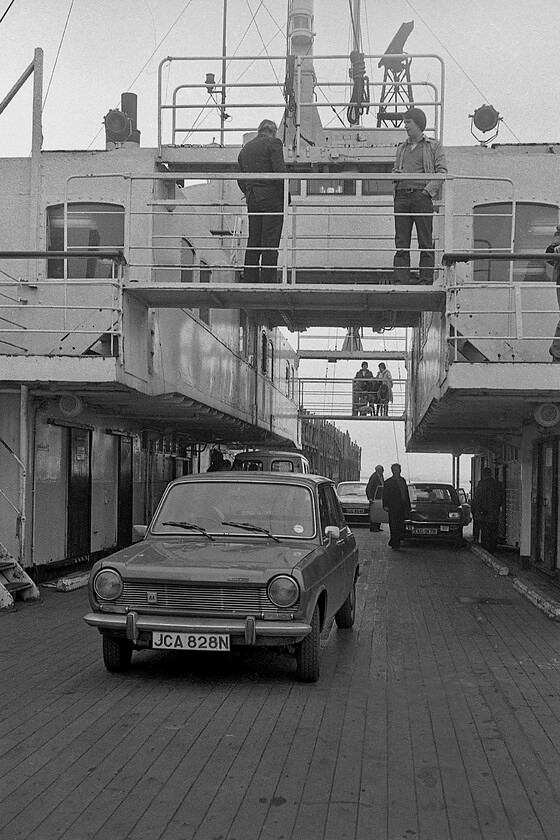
[324,525,340,541]
[132,524,148,542]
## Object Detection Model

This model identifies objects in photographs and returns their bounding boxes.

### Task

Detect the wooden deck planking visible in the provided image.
[2,536,560,838]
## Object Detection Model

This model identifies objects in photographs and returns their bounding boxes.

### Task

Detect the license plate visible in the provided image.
[152,632,230,651]
[414,527,438,535]
[353,508,365,514]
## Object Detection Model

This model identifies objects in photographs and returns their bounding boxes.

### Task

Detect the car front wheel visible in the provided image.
[102,634,133,673]
[295,605,320,682]
[335,578,356,629]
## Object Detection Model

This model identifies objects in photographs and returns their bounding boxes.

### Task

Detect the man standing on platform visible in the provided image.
[237,119,286,283]
[366,464,384,532]
[392,107,447,285]
[472,467,504,553]
[382,463,411,550]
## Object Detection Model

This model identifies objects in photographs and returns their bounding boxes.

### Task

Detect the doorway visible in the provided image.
[533,439,559,573]
[67,428,92,559]
[117,436,133,547]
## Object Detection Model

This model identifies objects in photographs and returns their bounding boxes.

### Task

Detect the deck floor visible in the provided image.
[2,531,560,839]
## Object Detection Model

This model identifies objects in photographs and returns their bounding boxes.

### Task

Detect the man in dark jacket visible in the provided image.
[366,464,384,531]
[382,463,411,550]
[237,119,286,283]
[472,467,503,552]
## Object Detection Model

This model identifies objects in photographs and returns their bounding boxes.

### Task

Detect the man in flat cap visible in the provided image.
[392,107,447,285]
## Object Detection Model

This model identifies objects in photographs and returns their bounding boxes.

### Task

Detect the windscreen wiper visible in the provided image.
[222,521,281,542]
[162,521,215,541]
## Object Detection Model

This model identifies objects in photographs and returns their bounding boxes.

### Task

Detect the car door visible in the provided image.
[318,484,352,615]
[369,484,389,524]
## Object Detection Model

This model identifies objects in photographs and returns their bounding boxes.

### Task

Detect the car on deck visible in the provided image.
[335,480,370,525]
[84,472,359,683]
[405,483,467,543]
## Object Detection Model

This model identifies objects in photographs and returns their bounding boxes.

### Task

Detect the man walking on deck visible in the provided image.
[382,463,411,550]
[392,107,447,285]
[238,119,286,283]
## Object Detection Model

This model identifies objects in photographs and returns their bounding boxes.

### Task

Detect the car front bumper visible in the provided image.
[84,611,312,646]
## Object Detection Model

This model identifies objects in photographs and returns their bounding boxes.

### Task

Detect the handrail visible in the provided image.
[0,250,126,262]
[443,252,560,265]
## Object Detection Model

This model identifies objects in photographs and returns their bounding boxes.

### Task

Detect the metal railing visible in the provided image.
[0,250,125,355]
[298,376,406,419]
[157,52,444,153]
[444,252,560,362]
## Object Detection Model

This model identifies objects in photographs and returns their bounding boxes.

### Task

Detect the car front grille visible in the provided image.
[116,581,283,615]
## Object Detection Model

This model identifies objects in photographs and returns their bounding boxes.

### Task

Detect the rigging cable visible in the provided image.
[43,0,75,110]
[86,0,195,149]
[0,0,16,25]
[403,0,521,142]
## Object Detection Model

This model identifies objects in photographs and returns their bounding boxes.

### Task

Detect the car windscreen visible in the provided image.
[151,480,316,538]
[337,482,367,496]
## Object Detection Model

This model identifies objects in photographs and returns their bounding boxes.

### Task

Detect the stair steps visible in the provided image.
[0,543,40,609]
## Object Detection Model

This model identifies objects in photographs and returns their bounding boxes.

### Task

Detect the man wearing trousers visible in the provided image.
[366,464,384,532]
[237,119,286,283]
[382,463,411,550]
[392,107,447,285]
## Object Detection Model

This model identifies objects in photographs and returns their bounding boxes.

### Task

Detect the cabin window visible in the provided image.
[261,331,268,374]
[307,179,356,196]
[47,203,124,279]
[361,164,394,196]
[473,202,558,282]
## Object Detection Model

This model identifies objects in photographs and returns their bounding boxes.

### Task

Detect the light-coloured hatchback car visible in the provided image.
[84,473,359,682]
[335,481,370,525]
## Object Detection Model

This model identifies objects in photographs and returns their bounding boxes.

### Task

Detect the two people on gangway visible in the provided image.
[353,361,393,416]
[237,107,447,286]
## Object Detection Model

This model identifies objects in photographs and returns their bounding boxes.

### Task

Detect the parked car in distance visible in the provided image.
[232,449,310,473]
[84,473,359,683]
[335,480,370,525]
[405,483,467,543]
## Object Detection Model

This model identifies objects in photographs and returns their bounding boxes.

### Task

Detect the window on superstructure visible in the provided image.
[47,203,124,279]
[473,202,558,283]
[307,179,356,196]
[361,164,394,196]
[180,239,195,283]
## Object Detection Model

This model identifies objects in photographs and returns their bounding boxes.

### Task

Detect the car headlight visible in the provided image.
[267,575,300,608]
[448,511,461,520]
[93,569,123,601]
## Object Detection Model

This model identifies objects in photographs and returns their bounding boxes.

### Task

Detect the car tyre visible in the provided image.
[102,635,133,673]
[296,605,320,683]
[335,578,356,629]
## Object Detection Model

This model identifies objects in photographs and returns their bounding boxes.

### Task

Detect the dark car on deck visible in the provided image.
[405,483,467,544]
[335,480,370,525]
[84,473,359,682]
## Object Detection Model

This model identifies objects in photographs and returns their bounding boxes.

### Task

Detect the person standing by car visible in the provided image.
[382,463,411,551]
[237,119,286,283]
[366,464,384,532]
[471,467,503,553]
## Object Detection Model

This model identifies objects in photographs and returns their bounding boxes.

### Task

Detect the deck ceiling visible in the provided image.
[408,388,555,453]
[124,284,445,330]
[22,382,289,446]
